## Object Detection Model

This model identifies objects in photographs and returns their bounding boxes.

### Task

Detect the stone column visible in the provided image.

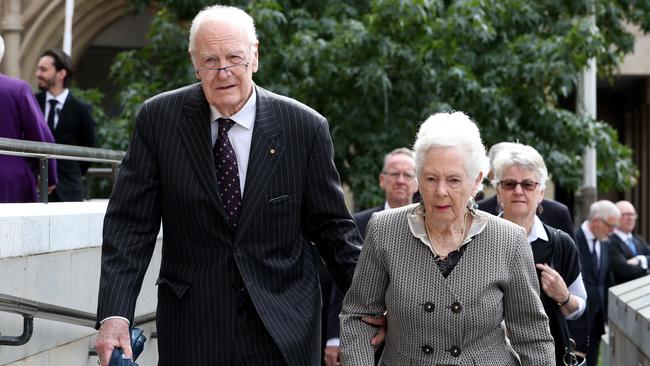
[1,0,23,77]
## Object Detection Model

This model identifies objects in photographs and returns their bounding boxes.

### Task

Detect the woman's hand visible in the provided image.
[535,263,569,303]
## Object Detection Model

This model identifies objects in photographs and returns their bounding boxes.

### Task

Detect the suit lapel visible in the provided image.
[177,84,225,218]
[36,92,46,113]
[576,229,597,278]
[235,86,283,241]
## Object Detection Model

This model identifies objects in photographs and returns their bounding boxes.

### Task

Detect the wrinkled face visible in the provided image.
[592,215,619,241]
[35,56,64,91]
[379,153,418,206]
[496,165,544,219]
[191,20,259,116]
[418,146,482,224]
[616,202,637,233]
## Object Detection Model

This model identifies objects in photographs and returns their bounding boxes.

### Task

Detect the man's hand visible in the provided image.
[627,257,640,266]
[324,346,341,366]
[362,315,386,351]
[95,318,132,366]
[47,185,56,194]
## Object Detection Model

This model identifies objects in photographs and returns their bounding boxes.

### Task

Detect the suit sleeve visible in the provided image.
[303,119,361,293]
[609,238,648,283]
[502,228,555,365]
[95,101,160,328]
[19,83,58,185]
[339,216,387,365]
[555,205,576,242]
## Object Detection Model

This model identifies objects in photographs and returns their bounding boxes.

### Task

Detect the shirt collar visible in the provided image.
[209,85,256,130]
[528,215,548,243]
[408,204,488,253]
[46,89,69,106]
[614,229,631,242]
[581,221,596,243]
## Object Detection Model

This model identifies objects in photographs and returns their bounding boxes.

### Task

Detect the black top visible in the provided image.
[532,223,582,365]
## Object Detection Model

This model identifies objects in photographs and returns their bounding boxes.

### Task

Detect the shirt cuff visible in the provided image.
[637,255,648,270]
[326,338,340,347]
[100,316,131,326]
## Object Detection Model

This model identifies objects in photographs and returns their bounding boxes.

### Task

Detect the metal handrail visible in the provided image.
[0,292,155,346]
[0,137,125,203]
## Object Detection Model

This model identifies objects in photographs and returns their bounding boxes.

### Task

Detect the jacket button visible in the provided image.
[421,345,433,355]
[423,302,435,312]
[448,345,461,357]
[450,301,462,313]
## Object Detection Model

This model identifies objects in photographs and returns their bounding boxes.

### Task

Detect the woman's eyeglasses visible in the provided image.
[498,179,539,191]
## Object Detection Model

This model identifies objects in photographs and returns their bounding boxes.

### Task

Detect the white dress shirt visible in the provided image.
[44,89,69,129]
[209,87,256,196]
[581,221,600,261]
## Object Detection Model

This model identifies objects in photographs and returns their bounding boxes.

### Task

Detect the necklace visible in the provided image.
[424,210,469,261]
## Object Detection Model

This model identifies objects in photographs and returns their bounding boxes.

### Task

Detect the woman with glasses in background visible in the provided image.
[493,143,586,365]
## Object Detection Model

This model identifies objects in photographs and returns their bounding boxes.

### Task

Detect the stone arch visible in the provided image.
[20,0,132,82]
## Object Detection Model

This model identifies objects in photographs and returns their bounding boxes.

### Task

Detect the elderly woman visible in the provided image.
[492,143,586,365]
[340,112,554,365]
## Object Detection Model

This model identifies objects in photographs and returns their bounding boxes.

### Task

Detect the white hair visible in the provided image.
[588,200,621,221]
[491,143,549,188]
[413,111,489,189]
[0,34,4,63]
[188,5,258,54]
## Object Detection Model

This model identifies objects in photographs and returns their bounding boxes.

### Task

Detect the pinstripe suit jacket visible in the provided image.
[96,84,361,365]
[340,205,554,365]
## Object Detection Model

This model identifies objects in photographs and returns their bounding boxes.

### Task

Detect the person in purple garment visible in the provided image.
[0,35,57,203]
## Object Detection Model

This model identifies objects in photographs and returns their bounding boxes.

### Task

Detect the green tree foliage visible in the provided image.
[112,0,645,209]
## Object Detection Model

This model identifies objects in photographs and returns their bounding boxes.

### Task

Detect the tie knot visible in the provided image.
[49,99,58,107]
[218,118,235,134]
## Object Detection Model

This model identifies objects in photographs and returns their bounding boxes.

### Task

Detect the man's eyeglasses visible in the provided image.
[598,218,618,230]
[382,171,416,181]
[621,213,638,219]
[195,62,249,80]
[498,179,539,191]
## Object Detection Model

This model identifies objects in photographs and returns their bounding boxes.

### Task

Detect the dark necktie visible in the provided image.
[626,236,638,256]
[213,118,241,226]
[591,239,599,273]
[47,99,58,131]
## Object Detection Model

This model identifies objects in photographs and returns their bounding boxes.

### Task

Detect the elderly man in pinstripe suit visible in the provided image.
[95,5,362,366]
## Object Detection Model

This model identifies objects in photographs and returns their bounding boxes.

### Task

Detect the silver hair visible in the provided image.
[382,147,415,171]
[413,111,489,190]
[487,142,517,169]
[491,143,548,188]
[188,5,258,54]
[588,200,621,221]
[0,34,4,63]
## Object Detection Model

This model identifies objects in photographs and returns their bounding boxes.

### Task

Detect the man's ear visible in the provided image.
[251,43,259,73]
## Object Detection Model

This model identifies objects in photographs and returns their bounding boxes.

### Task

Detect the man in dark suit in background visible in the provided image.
[324,147,418,366]
[570,200,620,366]
[35,48,95,201]
[609,200,650,285]
[477,142,575,240]
[95,5,366,366]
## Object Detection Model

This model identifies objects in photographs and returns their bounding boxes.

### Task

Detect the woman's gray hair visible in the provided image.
[413,112,489,188]
[491,143,549,188]
[188,5,258,54]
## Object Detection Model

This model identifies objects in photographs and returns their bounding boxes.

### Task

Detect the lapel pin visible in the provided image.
[269,148,276,155]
